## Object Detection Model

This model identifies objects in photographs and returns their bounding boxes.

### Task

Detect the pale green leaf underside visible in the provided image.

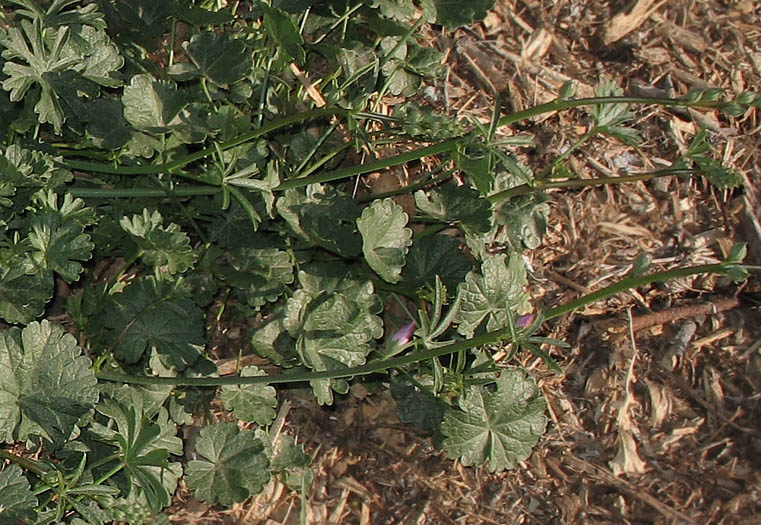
[221,366,278,425]
[284,264,383,405]
[357,198,412,283]
[454,253,531,338]
[414,183,492,233]
[122,73,186,130]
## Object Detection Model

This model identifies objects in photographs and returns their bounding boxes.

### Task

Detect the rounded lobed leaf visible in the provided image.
[357,198,413,284]
[221,366,278,425]
[441,369,547,471]
[0,320,98,445]
[185,422,270,506]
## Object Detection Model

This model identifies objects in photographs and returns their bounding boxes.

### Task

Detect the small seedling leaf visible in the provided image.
[221,366,278,425]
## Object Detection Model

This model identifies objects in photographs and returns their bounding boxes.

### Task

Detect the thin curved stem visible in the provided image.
[67,186,220,199]
[488,168,698,203]
[60,95,727,193]
[59,107,355,176]
[496,95,730,128]
[95,262,740,387]
[274,138,459,190]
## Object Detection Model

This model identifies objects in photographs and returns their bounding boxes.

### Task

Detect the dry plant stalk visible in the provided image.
[610,308,649,477]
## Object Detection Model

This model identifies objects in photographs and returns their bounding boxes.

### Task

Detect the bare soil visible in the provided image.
[170,1,761,523]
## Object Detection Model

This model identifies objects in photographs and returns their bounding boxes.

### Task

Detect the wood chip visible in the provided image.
[653,14,708,53]
[521,27,553,62]
[599,0,664,46]
[290,62,327,107]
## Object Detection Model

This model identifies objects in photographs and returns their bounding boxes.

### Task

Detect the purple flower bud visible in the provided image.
[516,313,535,329]
[391,321,417,345]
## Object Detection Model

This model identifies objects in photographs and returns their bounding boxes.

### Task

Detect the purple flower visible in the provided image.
[516,313,535,329]
[391,321,417,345]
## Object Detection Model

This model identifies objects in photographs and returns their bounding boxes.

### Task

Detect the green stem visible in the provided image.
[297,142,353,180]
[95,262,739,387]
[67,186,220,199]
[0,450,50,477]
[94,461,124,486]
[543,262,728,321]
[293,122,339,176]
[87,453,120,473]
[311,2,363,45]
[274,138,459,190]
[59,107,354,176]
[496,95,730,128]
[537,128,596,180]
[488,168,698,203]
[59,96,722,191]
[357,169,454,203]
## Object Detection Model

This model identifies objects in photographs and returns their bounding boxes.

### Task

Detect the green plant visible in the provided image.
[0,0,758,522]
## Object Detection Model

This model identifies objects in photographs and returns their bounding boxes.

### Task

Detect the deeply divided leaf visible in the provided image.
[94,396,182,513]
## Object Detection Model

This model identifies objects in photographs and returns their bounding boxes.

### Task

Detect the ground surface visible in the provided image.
[169,1,761,523]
